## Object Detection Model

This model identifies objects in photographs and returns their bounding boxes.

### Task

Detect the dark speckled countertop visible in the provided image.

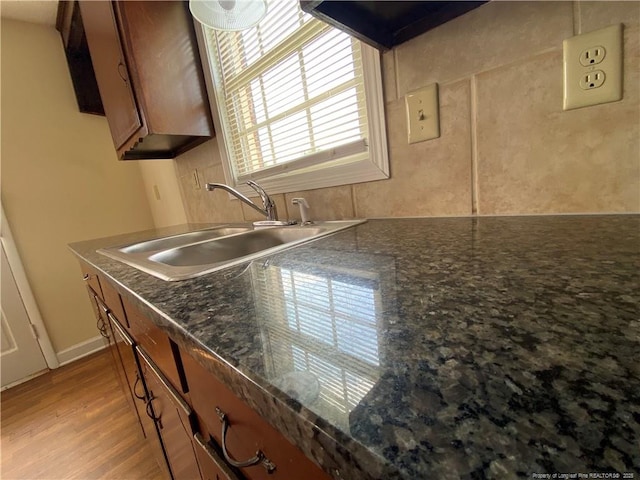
[69,215,640,479]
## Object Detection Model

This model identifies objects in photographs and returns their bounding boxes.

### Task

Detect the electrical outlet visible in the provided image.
[405,83,440,144]
[579,70,606,90]
[580,46,606,66]
[563,24,623,110]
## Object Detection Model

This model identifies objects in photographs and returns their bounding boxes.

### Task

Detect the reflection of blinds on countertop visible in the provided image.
[252,263,380,426]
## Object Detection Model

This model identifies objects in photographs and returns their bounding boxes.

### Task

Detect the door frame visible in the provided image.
[1,204,58,370]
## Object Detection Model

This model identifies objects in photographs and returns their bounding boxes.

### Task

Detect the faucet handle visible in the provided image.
[291,198,312,224]
[246,180,277,221]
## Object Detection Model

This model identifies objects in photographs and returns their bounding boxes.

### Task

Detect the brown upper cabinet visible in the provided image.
[77,1,214,160]
[55,1,105,115]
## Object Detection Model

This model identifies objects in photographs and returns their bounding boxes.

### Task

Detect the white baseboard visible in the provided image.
[56,335,108,366]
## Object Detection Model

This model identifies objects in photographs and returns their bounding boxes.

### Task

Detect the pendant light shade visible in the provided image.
[189,0,267,31]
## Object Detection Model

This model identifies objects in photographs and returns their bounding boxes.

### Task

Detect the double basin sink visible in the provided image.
[98,220,365,281]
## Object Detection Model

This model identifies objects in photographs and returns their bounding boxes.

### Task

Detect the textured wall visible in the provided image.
[174,1,639,222]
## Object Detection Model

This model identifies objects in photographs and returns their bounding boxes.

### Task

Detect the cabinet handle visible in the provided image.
[215,407,276,474]
[96,317,109,338]
[194,432,242,480]
[91,295,106,337]
[146,395,162,428]
[83,274,90,281]
[117,61,128,83]
[133,373,146,401]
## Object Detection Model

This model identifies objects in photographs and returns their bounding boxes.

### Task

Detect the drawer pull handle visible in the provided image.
[83,274,90,281]
[215,407,276,474]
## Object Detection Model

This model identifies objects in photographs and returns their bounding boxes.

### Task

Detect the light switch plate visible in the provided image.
[563,24,623,111]
[405,83,440,144]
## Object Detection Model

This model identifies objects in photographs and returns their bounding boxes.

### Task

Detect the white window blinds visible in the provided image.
[205,1,369,182]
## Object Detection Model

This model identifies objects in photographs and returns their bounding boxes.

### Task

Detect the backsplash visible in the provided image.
[174,1,639,223]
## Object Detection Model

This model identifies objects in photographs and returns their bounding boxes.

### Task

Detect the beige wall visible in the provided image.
[1,19,155,353]
[137,160,188,228]
[173,1,639,222]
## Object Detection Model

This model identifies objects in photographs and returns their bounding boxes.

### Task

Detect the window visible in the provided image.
[196,0,388,196]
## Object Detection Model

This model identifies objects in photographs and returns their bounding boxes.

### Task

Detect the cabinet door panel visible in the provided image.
[89,292,126,391]
[139,348,201,480]
[107,312,146,437]
[116,1,212,136]
[79,0,142,148]
[108,313,148,439]
[98,303,170,479]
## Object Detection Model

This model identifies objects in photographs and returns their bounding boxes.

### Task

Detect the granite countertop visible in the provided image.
[69,215,640,479]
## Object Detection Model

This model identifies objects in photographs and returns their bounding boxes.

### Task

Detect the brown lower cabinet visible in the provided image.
[181,351,330,480]
[137,347,202,480]
[87,289,135,419]
[85,286,172,478]
[78,262,331,480]
[107,313,170,478]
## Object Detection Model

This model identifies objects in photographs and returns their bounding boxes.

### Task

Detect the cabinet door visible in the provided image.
[107,313,149,439]
[139,347,202,480]
[115,1,212,136]
[109,315,171,479]
[79,0,142,148]
[88,291,128,394]
[104,311,146,437]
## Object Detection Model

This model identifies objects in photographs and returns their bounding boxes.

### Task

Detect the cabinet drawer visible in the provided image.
[182,350,330,480]
[121,297,187,395]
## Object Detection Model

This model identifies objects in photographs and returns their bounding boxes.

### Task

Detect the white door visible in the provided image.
[1,243,48,388]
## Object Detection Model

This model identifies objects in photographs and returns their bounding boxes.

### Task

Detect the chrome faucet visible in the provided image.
[205,181,278,221]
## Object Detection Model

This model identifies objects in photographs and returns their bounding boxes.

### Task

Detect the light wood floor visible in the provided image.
[1,349,165,479]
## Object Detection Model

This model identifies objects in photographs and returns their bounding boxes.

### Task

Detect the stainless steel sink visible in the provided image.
[98,221,365,281]
[119,227,253,253]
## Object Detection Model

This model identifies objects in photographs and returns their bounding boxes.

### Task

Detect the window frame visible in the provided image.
[193,13,389,198]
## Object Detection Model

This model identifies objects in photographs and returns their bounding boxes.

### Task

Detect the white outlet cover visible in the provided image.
[563,24,623,111]
[405,83,440,144]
